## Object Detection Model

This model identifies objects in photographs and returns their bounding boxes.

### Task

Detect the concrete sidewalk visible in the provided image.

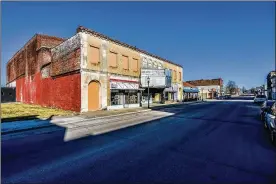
[2,101,203,135]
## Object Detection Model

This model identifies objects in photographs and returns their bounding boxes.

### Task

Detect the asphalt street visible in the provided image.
[2,99,276,184]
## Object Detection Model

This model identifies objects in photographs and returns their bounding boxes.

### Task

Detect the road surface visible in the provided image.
[2,100,276,183]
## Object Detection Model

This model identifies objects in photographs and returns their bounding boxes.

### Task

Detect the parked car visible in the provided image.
[260,100,275,121]
[216,96,224,100]
[264,102,276,145]
[224,95,231,99]
[254,95,267,103]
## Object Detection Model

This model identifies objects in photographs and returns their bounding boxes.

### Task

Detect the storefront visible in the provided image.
[140,68,171,104]
[141,88,163,104]
[164,84,178,102]
[108,79,141,110]
[183,87,199,101]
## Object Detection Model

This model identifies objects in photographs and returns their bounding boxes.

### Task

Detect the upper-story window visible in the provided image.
[173,70,177,80]
[132,58,138,72]
[142,57,148,68]
[153,61,158,69]
[122,55,129,70]
[89,45,100,64]
[109,51,117,68]
[148,59,152,68]
[158,63,163,69]
[179,72,182,81]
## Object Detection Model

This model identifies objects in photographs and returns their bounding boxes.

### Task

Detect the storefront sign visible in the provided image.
[110,81,139,90]
[141,69,169,88]
[141,69,165,76]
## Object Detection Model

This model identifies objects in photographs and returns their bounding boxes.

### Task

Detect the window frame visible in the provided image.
[109,51,118,68]
[132,58,139,72]
[89,45,100,64]
[122,55,129,70]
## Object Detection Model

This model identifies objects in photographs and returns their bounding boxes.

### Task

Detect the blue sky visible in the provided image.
[1,1,275,89]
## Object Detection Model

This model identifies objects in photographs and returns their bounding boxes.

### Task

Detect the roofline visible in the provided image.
[6,34,38,67]
[183,82,197,88]
[186,78,223,82]
[76,26,183,68]
[6,34,65,67]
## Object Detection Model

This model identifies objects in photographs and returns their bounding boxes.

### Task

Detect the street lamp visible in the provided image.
[147,76,150,108]
[201,87,204,101]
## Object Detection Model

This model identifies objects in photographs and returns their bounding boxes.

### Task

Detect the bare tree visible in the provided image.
[225,80,237,95]
[250,87,256,94]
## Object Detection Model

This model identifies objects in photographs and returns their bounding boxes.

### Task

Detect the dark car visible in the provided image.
[216,96,224,100]
[264,101,276,145]
[260,100,275,121]
[224,95,231,99]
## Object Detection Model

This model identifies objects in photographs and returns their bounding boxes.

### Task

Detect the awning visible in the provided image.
[183,88,199,93]
[110,81,139,90]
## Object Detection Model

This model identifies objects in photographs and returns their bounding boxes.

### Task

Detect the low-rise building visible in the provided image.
[6,26,183,112]
[183,82,199,101]
[186,78,223,99]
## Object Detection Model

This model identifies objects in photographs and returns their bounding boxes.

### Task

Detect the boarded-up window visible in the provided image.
[109,51,117,67]
[179,72,181,81]
[89,45,100,64]
[122,55,129,70]
[132,58,138,71]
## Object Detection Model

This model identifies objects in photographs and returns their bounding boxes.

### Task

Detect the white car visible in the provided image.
[264,102,276,145]
[254,95,267,103]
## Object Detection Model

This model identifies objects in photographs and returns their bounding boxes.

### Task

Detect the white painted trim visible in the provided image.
[125,104,140,108]
[107,105,124,110]
[6,81,16,87]
[107,104,140,110]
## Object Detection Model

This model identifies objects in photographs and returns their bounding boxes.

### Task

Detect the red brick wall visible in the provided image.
[16,72,81,112]
[51,48,81,77]
[186,78,223,86]
[6,34,64,84]
[37,34,64,50]
[9,34,81,112]
[37,48,52,71]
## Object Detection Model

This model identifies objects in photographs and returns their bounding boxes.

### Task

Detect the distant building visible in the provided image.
[186,78,223,99]
[267,71,276,100]
[183,82,199,101]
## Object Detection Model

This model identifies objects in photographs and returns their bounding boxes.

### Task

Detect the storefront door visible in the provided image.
[88,81,100,111]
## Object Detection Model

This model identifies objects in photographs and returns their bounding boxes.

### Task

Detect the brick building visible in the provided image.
[186,78,223,99]
[6,26,183,112]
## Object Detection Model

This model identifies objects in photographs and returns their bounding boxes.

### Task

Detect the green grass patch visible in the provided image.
[1,103,77,120]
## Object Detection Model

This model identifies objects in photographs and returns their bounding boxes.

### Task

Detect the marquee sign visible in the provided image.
[141,69,171,88]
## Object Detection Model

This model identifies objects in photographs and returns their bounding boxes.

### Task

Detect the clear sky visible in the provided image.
[1,1,275,89]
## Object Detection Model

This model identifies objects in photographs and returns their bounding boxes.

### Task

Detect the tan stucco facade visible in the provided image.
[163,62,183,101]
[79,30,183,112]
